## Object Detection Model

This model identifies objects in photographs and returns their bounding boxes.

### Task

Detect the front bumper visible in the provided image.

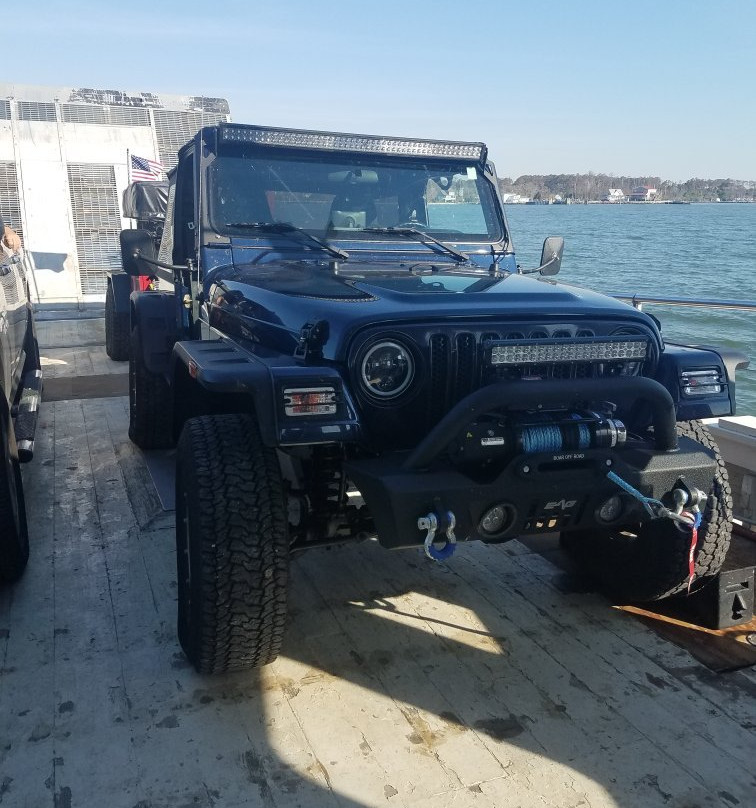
[346,437,716,548]
[345,377,715,549]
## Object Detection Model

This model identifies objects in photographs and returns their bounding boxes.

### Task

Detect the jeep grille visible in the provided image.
[429,327,651,418]
[351,322,655,448]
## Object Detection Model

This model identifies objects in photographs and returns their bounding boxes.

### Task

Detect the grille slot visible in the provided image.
[428,334,450,424]
[454,333,477,401]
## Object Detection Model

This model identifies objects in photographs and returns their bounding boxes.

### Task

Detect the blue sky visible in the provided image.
[12,0,756,181]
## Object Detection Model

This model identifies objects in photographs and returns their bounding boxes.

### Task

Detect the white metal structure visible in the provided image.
[0,83,230,306]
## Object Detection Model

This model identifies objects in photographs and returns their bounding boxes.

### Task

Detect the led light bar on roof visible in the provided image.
[487,337,648,366]
[219,124,487,161]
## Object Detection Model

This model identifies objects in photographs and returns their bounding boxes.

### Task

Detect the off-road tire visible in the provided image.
[0,424,29,583]
[561,420,731,602]
[128,325,174,450]
[175,413,289,673]
[105,283,130,361]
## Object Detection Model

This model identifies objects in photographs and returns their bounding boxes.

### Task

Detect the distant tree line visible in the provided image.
[497,173,756,202]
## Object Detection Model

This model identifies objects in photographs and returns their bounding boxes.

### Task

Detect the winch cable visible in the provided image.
[520,417,592,454]
[606,470,704,592]
[606,470,694,525]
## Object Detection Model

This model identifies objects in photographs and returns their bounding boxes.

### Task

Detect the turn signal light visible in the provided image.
[283,387,338,416]
[680,368,724,396]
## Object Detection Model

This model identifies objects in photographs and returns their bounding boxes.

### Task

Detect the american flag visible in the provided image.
[130,154,164,181]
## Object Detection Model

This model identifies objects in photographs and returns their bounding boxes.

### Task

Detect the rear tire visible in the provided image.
[0,424,29,583]
[105,283,130,361]
[561,420,731,602]
[128,325,174,449]
[175,414,289,673]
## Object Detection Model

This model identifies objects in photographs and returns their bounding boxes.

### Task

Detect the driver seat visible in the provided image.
[328,187,377,231]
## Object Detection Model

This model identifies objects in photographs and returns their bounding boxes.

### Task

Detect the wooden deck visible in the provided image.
[1,318,754,808]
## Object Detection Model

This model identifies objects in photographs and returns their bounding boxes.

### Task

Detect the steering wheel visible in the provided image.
[397,222,429,230]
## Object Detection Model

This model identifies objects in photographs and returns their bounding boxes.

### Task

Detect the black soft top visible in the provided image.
[122,181,169,221]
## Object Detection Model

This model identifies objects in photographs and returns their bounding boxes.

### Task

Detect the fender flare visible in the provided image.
[107,271,133,315]
[130,291,178,376]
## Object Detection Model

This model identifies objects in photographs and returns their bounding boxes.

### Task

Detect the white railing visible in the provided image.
[609,293,756,312]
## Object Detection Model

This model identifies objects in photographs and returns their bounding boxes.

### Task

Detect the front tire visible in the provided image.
[105,283,130,361]
[561,420,732,602]
[0,424,29,583]
[128,325,173,449]
[175,414,289,673]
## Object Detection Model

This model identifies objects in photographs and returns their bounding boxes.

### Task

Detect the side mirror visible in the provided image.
[538,236,564,275]
[539,236,564,276]
[120,229,156,277]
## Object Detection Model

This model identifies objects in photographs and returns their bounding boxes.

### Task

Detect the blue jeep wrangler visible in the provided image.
[120,124,747,673]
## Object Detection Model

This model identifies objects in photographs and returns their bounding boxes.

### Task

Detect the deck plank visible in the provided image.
[319,543,724,808]
[498,544,756,729]
[453,544,756,800]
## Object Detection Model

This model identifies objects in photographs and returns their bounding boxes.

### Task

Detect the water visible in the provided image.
[503,203,756,415]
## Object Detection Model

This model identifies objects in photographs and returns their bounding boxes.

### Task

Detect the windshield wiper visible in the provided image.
[363,227,469,263]
[225,221,349,261]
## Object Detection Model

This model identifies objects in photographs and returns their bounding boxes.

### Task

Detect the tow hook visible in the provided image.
[607,471,705,527]
[669,484,706,532]
[418,510,457,562]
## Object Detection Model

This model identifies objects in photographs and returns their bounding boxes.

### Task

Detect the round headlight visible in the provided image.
[360,341,414,399]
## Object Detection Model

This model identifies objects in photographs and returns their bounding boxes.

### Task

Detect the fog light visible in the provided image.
[598,494,623,523]
[479,504,513,537]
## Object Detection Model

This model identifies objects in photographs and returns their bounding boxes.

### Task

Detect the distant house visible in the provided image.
[605,188,626,203]
[629,186,658,202]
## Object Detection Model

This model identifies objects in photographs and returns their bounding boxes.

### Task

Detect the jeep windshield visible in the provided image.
[207,145,505,245]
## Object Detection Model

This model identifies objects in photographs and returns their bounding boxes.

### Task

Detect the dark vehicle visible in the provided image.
[105,180,168,360]
[120,123,748,674]
[0,244,42,582]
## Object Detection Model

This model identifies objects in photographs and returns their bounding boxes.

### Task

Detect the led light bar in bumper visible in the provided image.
[680,368,724,396]
[283,387,338,416]
[220,124,486,161]
[487,337,648,366]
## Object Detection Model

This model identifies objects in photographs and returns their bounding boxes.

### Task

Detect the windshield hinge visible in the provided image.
[488,246,507,277]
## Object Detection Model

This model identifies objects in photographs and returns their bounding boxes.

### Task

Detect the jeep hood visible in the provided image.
[208,256,658,359]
